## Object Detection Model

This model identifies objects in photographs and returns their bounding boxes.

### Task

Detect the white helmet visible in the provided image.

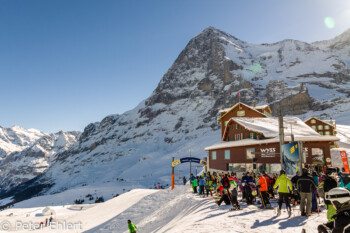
[326,187,350,209]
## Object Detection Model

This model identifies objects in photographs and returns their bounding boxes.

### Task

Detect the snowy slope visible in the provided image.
[2,26,350,203]
[0,185,328,233]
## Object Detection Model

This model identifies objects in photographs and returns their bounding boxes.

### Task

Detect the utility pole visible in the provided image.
[189,149,193,179]
[279,115,284,170]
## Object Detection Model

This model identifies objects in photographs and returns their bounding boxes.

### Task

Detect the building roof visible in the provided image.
[254,105,272,113]
[216,116,340,148]
[205,135,339,151]
[224,117,319,139]
[218,102,267,121]
[304,117,336,128]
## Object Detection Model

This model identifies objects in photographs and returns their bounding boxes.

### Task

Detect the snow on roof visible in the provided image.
[218,102,266,120]
[304,117,335,128]
[205,135,339,151]
[230,117,319,138]
[216,116,340,149]
[219,108,232,113]
[254,105,269,109]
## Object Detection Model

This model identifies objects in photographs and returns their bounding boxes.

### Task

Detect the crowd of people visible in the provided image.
[187,167,350,233]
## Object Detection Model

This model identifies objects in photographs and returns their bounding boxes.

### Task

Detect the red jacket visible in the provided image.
[263,174,273,187]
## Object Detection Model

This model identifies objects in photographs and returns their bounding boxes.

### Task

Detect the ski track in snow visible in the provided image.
[85,185,325,233]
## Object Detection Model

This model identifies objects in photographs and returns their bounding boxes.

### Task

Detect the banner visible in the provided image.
[171,157,207,167]
[340,151,350,173]
[282,142,300,176]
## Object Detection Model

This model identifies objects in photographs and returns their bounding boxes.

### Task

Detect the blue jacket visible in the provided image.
[199,179,205,186]
[242,175,253,184]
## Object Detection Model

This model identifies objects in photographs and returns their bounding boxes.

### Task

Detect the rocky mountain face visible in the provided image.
[1,27,350,203]
[0,126,80,193]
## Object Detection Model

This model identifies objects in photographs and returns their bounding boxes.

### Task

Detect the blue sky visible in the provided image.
[1,0,350,133]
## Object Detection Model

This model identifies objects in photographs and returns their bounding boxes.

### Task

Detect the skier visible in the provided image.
[192,176,198,193]
[221,174,231,194]
[317,187,350,233]
[263,171,274,198]
[205,176,213,197]
[183,176,187,185]
[199,176,205,196]
[128,220,137,233]
[291,171,300,206]
[258,172,271,209]
[312,171,320,213]
[297,168,317,217]
[319,167,338,222]
[274,169,293,217]
[230,179,240,210]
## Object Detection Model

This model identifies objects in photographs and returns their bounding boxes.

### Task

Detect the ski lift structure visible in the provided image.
[171,157,207,190]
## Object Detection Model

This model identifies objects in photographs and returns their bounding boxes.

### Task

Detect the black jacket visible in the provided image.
[297,174,316,193]
[324,176,338,205]
[320,206,350,233]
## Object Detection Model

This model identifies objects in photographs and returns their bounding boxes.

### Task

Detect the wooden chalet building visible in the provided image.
[205,103,339,174]
[305,117,337,136]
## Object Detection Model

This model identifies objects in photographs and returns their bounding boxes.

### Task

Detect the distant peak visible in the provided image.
[196,26,242,43]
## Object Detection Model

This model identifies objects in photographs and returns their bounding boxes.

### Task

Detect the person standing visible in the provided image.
[183,176,187,185]
[127,220,137,233]
[312,171,319,212]
[320,168,338,222]
[199,176,205,196]
[297,168,317,216]
[229,178,240,210]
[274,170,293,217]
[221,174,231,194]
[192,176,198,193]
[258,173,271,208]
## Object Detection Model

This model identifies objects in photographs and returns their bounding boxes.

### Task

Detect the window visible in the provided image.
[237,134,241,140]
[212,151,216,160]
[318,125,323,130]
[246,148,255,159]
[229,163,246,172]
[325,131,330,135]
[250,133,254,139]
[236,124,238,129]
[319,132,323,135]
[241,133,244,139]
[225,150,230,160]
[325,125,330,130]
[312,126,317,130]
[312,148,324,164]
[311,119,316,124]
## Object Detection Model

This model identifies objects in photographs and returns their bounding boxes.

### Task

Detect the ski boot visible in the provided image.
[277,208,281,216]
[288,209,292,218]
[237,205,240,210]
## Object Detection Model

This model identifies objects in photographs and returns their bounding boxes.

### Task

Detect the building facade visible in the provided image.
[205,103,339,174]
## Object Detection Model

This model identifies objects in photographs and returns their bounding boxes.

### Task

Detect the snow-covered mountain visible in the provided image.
[0,126,45,159]
[2,27,350,203]
[0,126,80,193]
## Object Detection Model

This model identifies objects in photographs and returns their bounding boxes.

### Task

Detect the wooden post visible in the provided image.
[172,157,175,190]
[279,115,284,170]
